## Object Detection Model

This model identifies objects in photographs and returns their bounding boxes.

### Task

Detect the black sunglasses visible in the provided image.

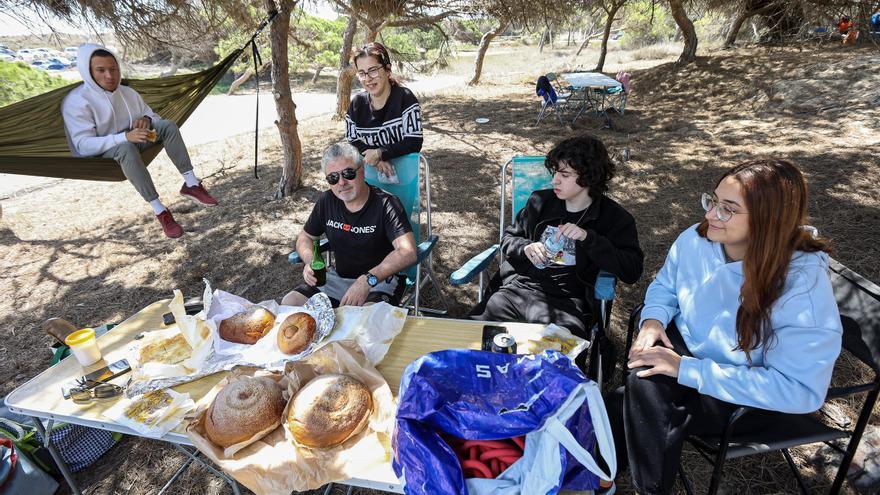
[326,166,360,185]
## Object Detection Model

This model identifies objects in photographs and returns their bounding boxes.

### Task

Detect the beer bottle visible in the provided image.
[310,239,326,287]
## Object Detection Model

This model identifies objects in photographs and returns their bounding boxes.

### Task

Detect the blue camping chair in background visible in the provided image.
[449,155,616,382]
[289,153,447,315]
[536,74,570,125]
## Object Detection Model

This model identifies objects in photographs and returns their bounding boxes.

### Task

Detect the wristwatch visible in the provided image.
[365,272,379,287]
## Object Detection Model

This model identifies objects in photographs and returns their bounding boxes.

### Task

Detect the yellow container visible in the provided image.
[64,328,102,366]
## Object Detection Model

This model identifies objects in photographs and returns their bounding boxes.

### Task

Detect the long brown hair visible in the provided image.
[353,42,400,87]
[696,159,832,360]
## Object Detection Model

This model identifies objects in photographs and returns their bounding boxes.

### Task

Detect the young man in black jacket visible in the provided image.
[470,135,644,338]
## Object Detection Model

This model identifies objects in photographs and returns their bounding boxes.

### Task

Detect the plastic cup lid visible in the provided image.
[475,117,490,124]
[65,328,96,346]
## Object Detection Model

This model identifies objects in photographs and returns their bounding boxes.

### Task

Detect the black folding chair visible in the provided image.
[623,258,880,494]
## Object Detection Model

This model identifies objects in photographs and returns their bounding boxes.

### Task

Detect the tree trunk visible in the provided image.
[265,0,303,198]
[539,29,548,52]
[311,66,323,84]
[669,0,698,64]
[724,11,750,48]
[595,2,622,72]
[576,18,601,56]
[468,18,509,86]
[227,62,270,96]
[334,15,358,119]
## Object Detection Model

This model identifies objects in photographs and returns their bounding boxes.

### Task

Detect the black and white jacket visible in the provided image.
[345,84,423,161]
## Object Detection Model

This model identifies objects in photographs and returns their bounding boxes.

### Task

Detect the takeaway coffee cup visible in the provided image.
[64,328,103,366]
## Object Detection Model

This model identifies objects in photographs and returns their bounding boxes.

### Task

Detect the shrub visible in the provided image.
[0,61,69,107]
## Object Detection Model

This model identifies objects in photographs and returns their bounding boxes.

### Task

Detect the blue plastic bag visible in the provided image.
[393,349,615,495]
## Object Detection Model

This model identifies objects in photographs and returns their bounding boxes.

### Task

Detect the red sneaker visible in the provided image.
[180,182,219,206]
[156,210,184,238]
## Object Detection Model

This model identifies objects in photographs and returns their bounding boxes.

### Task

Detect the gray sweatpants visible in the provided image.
[101,119,194,202]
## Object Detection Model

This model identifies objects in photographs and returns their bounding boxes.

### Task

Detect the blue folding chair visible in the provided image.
[449,155,616,382]
[289,153,447,315]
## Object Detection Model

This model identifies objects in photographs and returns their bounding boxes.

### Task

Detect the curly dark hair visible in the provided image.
[544,134,616,198]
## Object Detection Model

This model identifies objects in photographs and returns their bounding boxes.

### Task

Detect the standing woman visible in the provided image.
[345,42,423,179]
[610,159,842,494]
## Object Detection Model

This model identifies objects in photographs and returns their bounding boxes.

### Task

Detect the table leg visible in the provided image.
[32,417,82,495]
[170,444,240,495]
[157,455,194,495]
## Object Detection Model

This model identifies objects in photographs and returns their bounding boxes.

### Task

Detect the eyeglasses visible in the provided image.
[326,165,361,185]
[68,382,124,404]
[356,65,384,80]
[701,193,747,222]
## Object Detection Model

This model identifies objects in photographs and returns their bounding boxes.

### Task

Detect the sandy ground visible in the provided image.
[1,42,879,494]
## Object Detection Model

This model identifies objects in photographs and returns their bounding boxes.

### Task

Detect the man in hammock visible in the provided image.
[61,44,218,239]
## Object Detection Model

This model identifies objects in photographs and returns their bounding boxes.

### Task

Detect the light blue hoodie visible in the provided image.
[640,224,842,414]
[61,44,159,157]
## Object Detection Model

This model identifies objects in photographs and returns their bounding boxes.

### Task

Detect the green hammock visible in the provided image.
[0,49,241,182]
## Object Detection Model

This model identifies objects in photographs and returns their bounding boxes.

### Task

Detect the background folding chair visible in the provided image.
[535,75,569,125]
[449,155,616,382]
[289,153,447,315]
[622,258,880,494]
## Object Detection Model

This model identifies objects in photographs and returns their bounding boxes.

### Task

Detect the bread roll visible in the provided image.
[205,376,285,448]
[219,306,275,344]
[288,374,372,448]
[277,312,316,355]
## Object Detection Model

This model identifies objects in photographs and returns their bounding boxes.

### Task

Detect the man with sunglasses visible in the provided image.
[281,142,417,307]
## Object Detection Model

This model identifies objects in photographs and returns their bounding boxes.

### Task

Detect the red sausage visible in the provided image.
[462,459,493,478]
[479,448,523,462]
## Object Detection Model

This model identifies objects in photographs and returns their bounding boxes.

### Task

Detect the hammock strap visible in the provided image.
[247,9,278,180]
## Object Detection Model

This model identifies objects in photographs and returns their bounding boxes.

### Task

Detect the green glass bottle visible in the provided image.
[310,238,326,287]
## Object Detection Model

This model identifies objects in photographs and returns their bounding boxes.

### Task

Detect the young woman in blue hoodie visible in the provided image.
[608,159,842,494]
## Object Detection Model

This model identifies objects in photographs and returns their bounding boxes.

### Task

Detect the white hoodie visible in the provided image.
[61,44,160,157]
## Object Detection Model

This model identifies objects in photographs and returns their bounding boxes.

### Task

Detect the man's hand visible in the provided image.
[125,128,150,144]
[556,223,588,242]
[523,242,549,267]
[302,264,317,287]
[340,276,371,306]
[364,148,382,166]
[628,319,673,359]
[376,160,395,177]
[133,117,151,130]
[628,346,682,379]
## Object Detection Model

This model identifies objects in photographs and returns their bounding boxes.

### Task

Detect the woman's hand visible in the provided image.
[523,242,549,267]
[364,148,382,166]
[556,223,587,242]
[629,319,673,359]
[628,346,682,378]
[376,160,395,177]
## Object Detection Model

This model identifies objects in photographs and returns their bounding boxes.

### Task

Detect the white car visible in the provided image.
[0,53,14,62]
[17,49,36,61]
[64,47,78,56]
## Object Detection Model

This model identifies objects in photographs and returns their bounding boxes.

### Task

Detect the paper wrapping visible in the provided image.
[103,388,194,439]
[186,341,397,495]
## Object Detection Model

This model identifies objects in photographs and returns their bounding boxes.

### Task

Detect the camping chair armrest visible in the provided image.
[594,271,616,301]
[826,383,877,400]
[415,235,439,264]
[450,245,500,286]
[624,303,645,358]
[287,238,330,264]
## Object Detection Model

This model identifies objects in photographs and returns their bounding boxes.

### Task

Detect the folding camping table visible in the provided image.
[4,299,553,494]
[561,72,623,124]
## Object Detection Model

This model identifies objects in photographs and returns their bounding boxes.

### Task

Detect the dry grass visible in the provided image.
[1,42,878,494]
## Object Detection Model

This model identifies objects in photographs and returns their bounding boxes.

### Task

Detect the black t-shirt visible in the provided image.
[303,186,412,279]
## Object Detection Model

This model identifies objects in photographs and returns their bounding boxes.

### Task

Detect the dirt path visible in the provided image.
[1,43,878,494]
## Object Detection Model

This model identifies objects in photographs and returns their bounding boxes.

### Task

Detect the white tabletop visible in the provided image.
[562,72,621,89]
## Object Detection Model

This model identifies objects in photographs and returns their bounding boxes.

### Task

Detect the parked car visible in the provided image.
[45,63,66,71]
[47,57,70,66]
[17,49,36,61]
[0,53,14,62]
[64,46,78,56]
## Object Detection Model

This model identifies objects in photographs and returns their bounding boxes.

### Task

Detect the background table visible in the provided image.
[561,72,622,123]
[5,299,548,494]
